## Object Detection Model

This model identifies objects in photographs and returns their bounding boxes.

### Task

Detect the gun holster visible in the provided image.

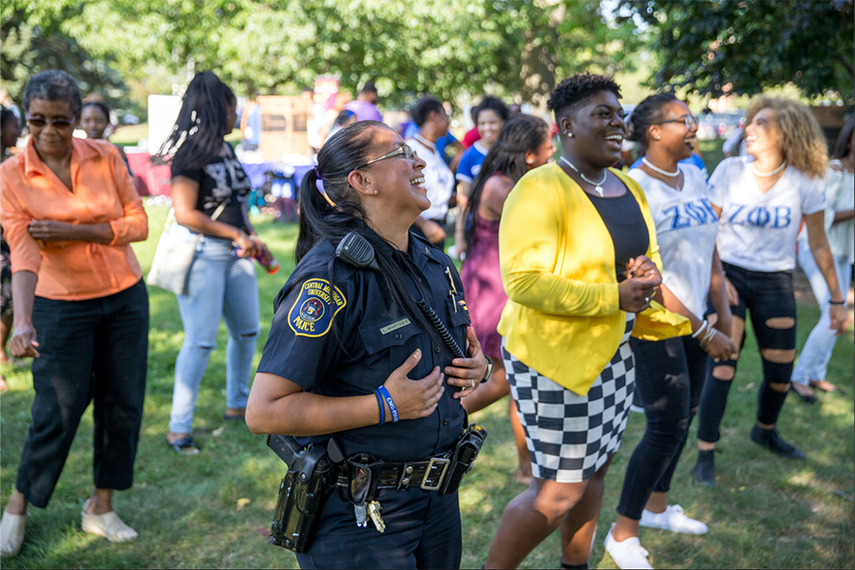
[267,435,333,553]
[439,422,488,495]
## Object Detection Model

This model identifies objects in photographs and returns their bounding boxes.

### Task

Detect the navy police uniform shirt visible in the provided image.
[257,233,471,463]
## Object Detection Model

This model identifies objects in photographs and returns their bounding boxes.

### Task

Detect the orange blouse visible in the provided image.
[0,137,148,301]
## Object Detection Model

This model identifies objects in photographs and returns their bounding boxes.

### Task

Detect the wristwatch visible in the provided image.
[481,356,493,383]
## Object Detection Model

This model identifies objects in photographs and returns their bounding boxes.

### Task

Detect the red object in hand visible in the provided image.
[256,255,279,274]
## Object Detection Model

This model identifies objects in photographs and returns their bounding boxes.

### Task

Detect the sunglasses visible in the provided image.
[355,144,418,170]
[26,116,75,130]
[654,115,699,129]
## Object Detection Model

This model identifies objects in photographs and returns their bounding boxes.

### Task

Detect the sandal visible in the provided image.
[790,383,818,404]
[809,379,835,393]
[167,435,200,454]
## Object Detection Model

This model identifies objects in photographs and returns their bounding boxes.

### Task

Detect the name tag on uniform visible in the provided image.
[288,279,347,337]
[380,318,411,335]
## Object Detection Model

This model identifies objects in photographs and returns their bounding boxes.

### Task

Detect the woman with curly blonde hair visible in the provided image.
[691,97,850,487]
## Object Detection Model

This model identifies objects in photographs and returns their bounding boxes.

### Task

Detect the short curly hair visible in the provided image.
[23,70,82,119]
[547,72,622,121]
[745,96,827,179]
[411,96,444,127]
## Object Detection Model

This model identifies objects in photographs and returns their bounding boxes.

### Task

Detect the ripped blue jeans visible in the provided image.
[169,234,260,434]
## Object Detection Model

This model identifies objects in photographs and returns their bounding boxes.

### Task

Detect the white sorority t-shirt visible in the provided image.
[629,164,718,318]
[709,157,826,272]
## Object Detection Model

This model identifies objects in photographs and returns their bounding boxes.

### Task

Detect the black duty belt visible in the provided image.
[333,452,453,491]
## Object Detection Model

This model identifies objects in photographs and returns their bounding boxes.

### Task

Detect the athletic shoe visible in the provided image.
[604,524,653,569]
[639,504,708,535]
[691,450,717,487]
[749,425,805,459]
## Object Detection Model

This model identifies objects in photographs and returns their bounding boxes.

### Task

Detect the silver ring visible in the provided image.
[470,379,476,388]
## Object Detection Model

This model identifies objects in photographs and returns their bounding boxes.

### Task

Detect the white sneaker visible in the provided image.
[639,504,708,535]
[604,524,653,569]
[0,511,26,557]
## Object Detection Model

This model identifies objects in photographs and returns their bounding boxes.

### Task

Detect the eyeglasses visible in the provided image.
[26,116,75,130]
[654,115,698,129]
[355,144,418,170]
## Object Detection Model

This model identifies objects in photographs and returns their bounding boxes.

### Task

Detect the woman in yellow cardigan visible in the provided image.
[483,73,689,570]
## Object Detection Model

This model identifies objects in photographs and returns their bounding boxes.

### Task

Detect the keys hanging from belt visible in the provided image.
[353,500,385,532]
[367,500,385,533]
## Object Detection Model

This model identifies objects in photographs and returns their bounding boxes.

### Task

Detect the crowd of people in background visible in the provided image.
[0,66,852,570]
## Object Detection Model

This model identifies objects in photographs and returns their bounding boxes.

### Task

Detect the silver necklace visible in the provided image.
[559,156,607,196]
[642,157,680,177]
[751,160,787,178]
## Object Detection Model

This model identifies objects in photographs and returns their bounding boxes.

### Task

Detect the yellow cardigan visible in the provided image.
[497,163,689,395]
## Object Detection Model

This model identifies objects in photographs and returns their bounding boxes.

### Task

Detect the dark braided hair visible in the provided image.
[547,72,621,122]
[155,71,236,171]
[464,114,550,251]
[626,92,679,154]
[298,121,445,350]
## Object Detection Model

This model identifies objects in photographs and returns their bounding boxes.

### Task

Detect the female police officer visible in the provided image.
[246,121,490,569]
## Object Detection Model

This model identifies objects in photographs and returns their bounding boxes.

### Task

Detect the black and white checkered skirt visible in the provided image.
[503,314,636,483]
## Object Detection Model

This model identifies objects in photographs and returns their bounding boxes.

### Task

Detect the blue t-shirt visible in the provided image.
[455,142,488,184]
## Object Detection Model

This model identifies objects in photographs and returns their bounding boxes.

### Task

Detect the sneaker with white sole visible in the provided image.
[639,504,708,535]
[604,523,653,569]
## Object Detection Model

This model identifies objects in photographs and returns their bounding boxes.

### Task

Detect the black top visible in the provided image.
[256,234,471,462]
[583,189,650,282]
[171,144,252,230]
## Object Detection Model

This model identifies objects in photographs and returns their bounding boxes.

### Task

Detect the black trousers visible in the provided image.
[296,486,462,569]
[617,335,709,520]
[15,280,149,508]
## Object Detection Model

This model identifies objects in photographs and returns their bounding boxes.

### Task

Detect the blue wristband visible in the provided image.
[374,388,385,425]
[376,385,399,423]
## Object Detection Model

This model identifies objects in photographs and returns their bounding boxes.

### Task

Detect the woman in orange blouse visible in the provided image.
[0,70,149,557]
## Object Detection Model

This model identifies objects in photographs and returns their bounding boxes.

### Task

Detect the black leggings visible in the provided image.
[617,335,709,520]
[696,263,796,443]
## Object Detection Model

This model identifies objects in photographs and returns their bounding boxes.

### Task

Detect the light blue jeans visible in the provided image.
[791,243,852,386]
[169,232,260,434]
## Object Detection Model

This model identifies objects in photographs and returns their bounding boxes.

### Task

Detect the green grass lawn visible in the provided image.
[1,202,852,569]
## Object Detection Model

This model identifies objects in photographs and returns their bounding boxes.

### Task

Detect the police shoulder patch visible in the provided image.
[288,278,347,337]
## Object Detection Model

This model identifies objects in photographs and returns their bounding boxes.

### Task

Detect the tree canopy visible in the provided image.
[2,0,637,110]
[3,0,850,113]
[619,0,854,104]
